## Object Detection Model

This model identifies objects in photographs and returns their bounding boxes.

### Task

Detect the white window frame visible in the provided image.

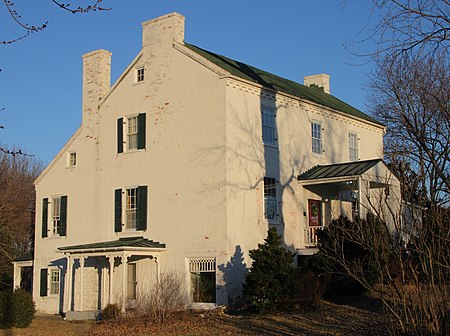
[49,268,60,295]
[67,151,77,168]
[126,115,138,151]
[311,122,323,155]
[261,106,277,145]
[349,132,359,161]
[189,258,216,304]
[136,67,145,83]
[127,263,137,300]
[264,176,280,222]
[51,197,61,236]
[125,187,137,230]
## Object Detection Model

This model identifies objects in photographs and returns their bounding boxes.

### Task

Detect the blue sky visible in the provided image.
[0,1,378,164]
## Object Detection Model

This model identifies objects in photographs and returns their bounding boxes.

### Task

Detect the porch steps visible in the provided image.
[65,310,99,321]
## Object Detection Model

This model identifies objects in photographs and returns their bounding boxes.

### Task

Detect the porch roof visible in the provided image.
[14,251,33,262]
[58,237,166,254]
[298,159,383,181]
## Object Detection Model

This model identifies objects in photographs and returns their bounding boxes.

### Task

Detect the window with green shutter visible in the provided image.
[40,268,48,297]
[59,196,67,236]
[42,198,48,238]
[115,189,123,232]
[115,186,147,233]
[117,113,146,154]
[137,186,148,231]
[117,118,124,154]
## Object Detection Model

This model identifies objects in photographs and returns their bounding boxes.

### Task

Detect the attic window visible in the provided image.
[68,151,77,167]
[136,67,145,83]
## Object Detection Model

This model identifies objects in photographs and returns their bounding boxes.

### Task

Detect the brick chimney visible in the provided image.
[142,12,185,51]
[303,73,330,94]
[82,49,112,125]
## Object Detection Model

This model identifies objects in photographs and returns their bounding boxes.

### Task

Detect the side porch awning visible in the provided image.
[57,237,166,314]
[297,159,401,249]
[298,159,385,185]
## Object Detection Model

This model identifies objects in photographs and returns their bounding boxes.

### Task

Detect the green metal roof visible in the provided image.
[58,237,166,251]
[298,159,383,181]
[14,251,33,262]
[185,43,383,126]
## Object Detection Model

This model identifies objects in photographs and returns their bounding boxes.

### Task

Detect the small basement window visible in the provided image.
[189,258,216,303]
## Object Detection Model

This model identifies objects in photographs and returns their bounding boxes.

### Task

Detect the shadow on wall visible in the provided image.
[218,245,247,305]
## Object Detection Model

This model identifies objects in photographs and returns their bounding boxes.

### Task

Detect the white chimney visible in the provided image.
[303,73,330,94]
[142,12,185,51]
[82,49,112,125]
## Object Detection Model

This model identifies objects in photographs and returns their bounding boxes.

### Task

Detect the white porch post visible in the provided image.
[66,255,73,312]
[154,256,160,283]
[108,255,114,304]
[358,176,363,219]
[13,263,19,290]
[80,256,85,311]
[122,253,127,312]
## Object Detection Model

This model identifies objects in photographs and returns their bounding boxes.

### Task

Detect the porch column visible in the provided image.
[358,176,364,219]
[107,255,114,304]
[80,256,85,311]
[66,255,73,312]
[13,263,19,290]
[122,253,127,312]
[154,256,160,283]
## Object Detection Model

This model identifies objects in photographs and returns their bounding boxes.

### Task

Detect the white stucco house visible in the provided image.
[13,13,400,317]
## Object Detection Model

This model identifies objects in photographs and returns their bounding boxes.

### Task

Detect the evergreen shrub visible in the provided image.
[243,227,295,313]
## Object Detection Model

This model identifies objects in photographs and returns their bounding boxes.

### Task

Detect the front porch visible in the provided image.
[57,237,166,318]
[297,159,401,252]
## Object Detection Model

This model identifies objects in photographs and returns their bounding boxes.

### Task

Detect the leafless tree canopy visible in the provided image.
[0,150,42,288]
[371,0,450,57]
[369,51,449,205]
[1,0,110,45]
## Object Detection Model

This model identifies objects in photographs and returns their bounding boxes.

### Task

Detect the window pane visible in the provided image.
[311,123,322,154]
[349,133,358,161]
[127,117,138,150]
[262,108,276,144]
[126,188,137,229]
[52,197,61,235]
[50,269,60,295]
[264,177,277,220]
[137,68,144,82]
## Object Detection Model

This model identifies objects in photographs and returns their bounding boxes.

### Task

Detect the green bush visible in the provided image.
[102,303,120,320]
[243,227,295,313]
[11,289,35,328]
[0,289,35,328]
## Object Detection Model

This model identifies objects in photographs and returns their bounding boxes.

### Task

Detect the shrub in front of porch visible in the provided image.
[243,227,296,313]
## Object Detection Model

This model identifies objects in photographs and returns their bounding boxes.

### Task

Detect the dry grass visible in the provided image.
[0,300,388,336]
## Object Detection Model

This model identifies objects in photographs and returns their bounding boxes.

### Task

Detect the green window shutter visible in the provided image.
[42,198,48,238]
[137,113,146,150]
[114,189,122,232]
[40,268,48,297]
[59,196,67,236]
[117,118,123,153]
[137,186,148,231]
